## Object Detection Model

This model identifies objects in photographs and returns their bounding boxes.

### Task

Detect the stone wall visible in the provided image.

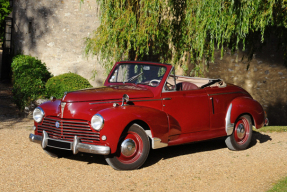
[12,0,105,86]
[204,42,287,125]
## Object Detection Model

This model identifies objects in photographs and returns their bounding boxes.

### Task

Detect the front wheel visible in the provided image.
[225,115,253,150]
[105,124,150,170]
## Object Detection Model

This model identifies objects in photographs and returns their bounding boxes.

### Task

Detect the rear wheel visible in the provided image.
[105,124,150,170]
[225,115,253,150]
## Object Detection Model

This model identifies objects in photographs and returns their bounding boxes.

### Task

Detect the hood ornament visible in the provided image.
[121,94,129,106]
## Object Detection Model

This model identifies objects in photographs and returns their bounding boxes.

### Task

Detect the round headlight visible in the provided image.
[33,107,45,123]
[91,114,104,131]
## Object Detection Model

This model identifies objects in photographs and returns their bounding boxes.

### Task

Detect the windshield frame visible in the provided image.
[106,62,169,88]
[162,66,177,92]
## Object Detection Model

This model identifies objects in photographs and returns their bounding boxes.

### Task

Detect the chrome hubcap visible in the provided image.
[237,123,246,139]
[121,139,136,156]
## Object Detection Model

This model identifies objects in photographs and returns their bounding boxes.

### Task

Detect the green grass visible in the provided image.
[255,126,287,191]
[254,126,287,133]
[268,176,287,192]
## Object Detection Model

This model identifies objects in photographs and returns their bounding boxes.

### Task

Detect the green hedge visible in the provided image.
[46,72,92,99]
[11,55,52,110]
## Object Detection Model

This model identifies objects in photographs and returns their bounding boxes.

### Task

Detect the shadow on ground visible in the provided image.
[0,81,31,129]
[62,131,272,169]
[0,82,25,116]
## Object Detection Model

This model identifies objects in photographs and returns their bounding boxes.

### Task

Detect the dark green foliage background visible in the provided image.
[0,0,11,41]
[83,0,287,76]
[46,73,93,99]
[11,55,52,110]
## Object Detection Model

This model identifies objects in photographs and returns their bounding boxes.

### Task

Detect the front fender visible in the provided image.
[98,105,169,153]
[226,97,265,135]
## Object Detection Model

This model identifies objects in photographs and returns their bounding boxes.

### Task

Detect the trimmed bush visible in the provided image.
[46,72,93,99]
[11,55,52,110]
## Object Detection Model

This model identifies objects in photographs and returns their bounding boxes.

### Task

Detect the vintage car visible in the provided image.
[29,61,268,170]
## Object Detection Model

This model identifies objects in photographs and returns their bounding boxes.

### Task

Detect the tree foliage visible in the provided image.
[0,0,11,41]
[83,0,287,75]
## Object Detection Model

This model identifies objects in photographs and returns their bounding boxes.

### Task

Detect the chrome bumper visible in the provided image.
[29,130,110,155]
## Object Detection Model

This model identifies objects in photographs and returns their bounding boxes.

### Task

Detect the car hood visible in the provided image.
[62,85,154,102]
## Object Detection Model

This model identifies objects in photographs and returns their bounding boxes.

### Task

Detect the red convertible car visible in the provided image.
[29,61,268,170]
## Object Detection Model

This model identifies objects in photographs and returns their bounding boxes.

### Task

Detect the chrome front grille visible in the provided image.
[37,117,100,144]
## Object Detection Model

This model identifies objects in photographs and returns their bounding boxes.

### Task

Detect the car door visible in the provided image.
[161,88,210,136]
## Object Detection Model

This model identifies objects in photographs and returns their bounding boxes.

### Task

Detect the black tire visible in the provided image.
[225,115,253,150]
[105,124,150,170]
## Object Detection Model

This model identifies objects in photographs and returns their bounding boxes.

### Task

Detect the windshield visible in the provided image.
[109,63,167,87]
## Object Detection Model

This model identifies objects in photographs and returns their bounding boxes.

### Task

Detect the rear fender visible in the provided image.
[98,105,169,153]
[225,97,265,135]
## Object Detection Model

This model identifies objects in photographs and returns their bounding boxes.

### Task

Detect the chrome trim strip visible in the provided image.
[130,99,162,102]
[208,91,248,96]
[90,100,122,105]
[44,118,89,125]
[225,104,234,135]
[29,133,110,155]
[145,131,168,149]
[151,137,168,149]
[61,102,66,118]
[210,97,214,114]
[90,98,171,105]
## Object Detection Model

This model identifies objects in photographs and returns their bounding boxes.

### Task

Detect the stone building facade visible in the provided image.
[12,0,105,86]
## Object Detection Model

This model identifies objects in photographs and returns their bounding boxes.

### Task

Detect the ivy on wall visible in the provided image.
[83,0,287,75]
[0,0,11,42]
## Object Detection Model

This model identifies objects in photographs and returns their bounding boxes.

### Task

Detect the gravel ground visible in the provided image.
[0,118,287,192]
[1,82,287,191]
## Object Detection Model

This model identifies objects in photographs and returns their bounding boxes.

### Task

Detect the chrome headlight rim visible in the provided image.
[33,107,45,123]
[91,114,104,131]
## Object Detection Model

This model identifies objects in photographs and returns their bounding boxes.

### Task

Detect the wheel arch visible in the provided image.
[226,97,264,135]
[123,119,168,150]
[98,105,169,153]
[234,112,255,126]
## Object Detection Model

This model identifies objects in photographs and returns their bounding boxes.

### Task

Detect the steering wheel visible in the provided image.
[149,79,161,86]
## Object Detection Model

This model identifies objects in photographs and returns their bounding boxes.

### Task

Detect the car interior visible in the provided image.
[165,75,226,91]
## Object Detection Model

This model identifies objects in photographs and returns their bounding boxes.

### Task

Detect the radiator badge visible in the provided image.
[55,121,60,128]
[61,102,66,118]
